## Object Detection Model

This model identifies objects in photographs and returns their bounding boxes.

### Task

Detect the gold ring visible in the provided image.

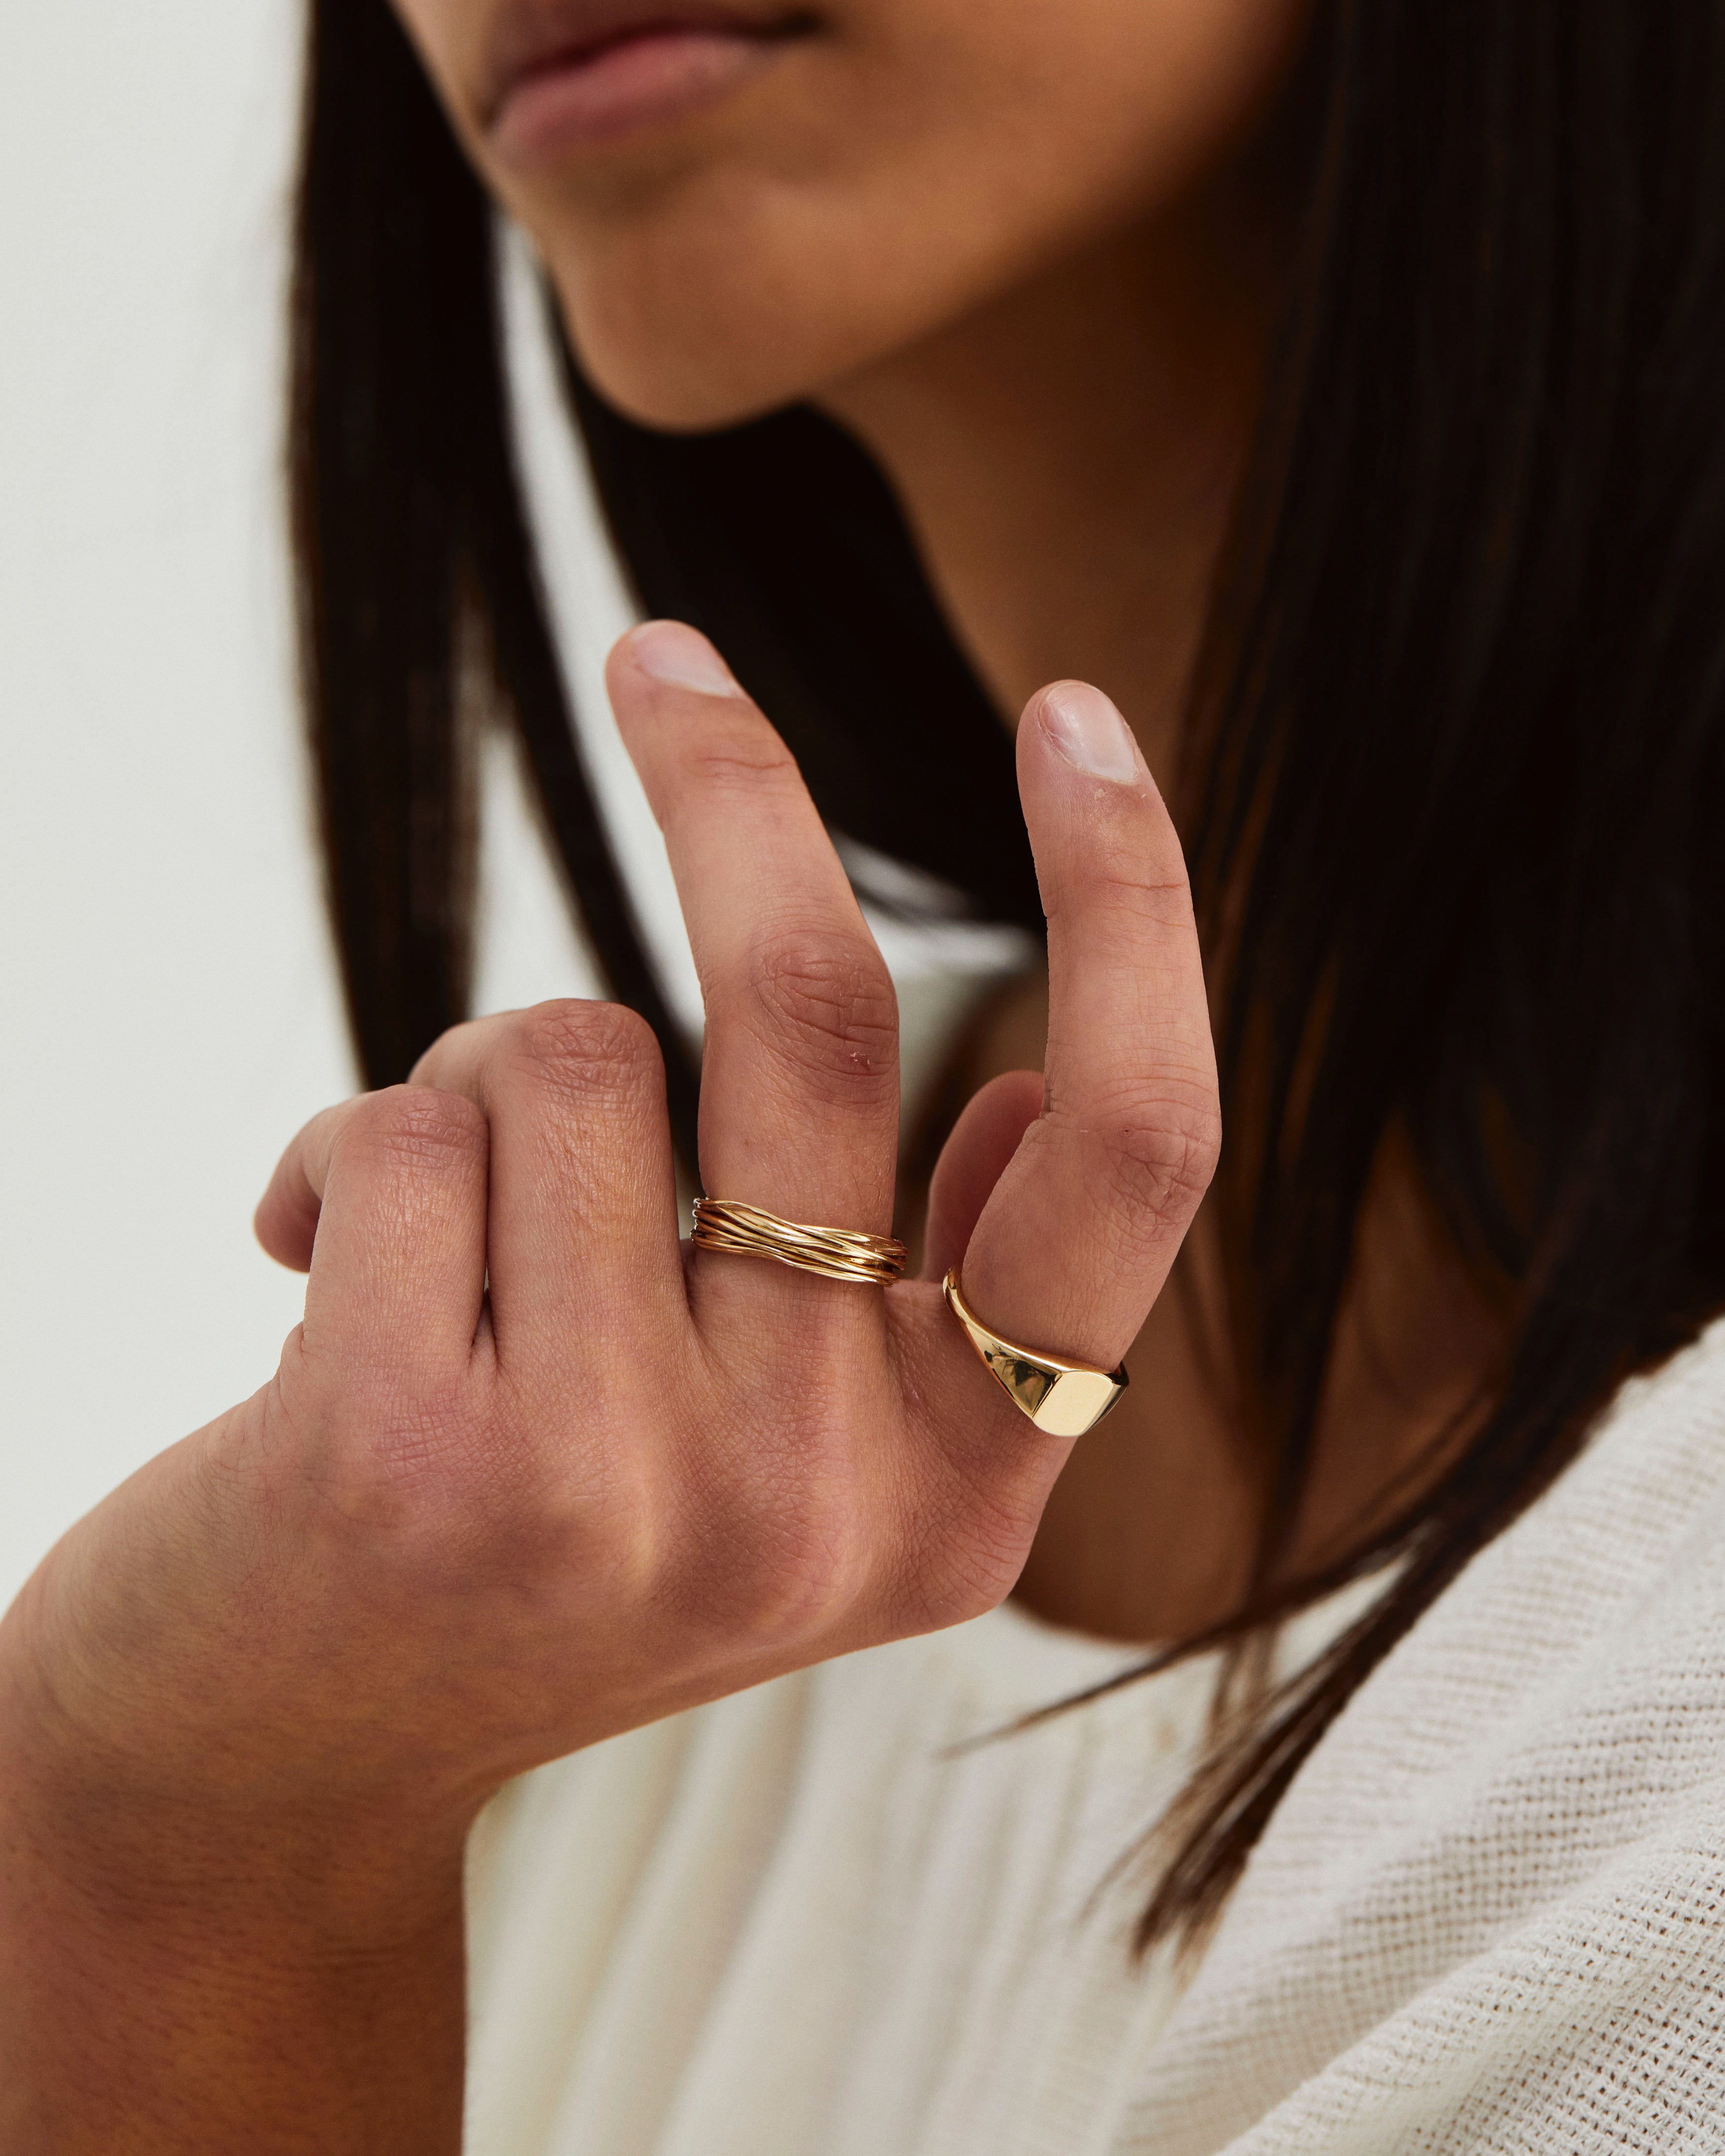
[691,1198,907,1286]
[942,1269,1129,1438]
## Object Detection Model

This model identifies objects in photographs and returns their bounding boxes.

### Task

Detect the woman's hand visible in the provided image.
[13,616,1221,1814]
[0,622,1217,2149]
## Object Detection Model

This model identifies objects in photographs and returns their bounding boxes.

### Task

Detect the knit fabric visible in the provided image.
[1126,1311,1725,2154]
[464,1600,1221,2156]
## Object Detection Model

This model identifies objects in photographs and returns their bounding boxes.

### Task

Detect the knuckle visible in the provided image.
[341,1085,488,1181]
[278,1369,589,1590]
[1030,1077,1221,1241]
[1093,867,1196,925]
[407,1017,485,1089]
[265,1352,485,1536]
[902,1543,1016,1634]
[503,998,661,1103]
[332,1392,483,1523]
[732,1535,860,1642]
[677,712,797,793]
[678,1448,870,1646]
[732,1512,863,1641]
[748,927,898,1102]
[1046,864,1194,941]
[1094,1087,1223,1229]
[893,1478,1037,1635]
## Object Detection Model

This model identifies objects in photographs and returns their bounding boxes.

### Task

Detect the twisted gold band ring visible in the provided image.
[690,1198,908,1287]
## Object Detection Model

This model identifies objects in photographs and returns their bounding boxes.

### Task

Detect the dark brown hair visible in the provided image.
[291,0,1725,1950]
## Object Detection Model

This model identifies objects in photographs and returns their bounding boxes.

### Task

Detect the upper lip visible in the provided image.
[481,0,803,123]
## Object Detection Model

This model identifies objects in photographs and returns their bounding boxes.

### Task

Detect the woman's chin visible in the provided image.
[544,236,989,437]
[554,336,801,434]
[548,277,856,435]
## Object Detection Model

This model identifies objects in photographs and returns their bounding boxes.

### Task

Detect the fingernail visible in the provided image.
[628,619,746,698]
[1038,681,1139,784]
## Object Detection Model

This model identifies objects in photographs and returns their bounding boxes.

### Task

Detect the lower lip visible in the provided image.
[492,28,793,160]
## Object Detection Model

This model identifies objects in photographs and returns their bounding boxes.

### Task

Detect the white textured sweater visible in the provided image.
[463,1314,1725,2155]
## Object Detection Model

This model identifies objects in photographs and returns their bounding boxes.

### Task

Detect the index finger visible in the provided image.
[954,681,1221,1369]
[606,621,901,1245]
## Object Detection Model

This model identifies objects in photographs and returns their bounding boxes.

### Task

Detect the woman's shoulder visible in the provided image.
[1126,1311,1725,2155]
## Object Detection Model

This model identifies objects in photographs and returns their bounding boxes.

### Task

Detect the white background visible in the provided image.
[0,0,344,1604]
[0,2,628,1608]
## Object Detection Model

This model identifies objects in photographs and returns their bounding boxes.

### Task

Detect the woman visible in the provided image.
[5,0,1725,2147]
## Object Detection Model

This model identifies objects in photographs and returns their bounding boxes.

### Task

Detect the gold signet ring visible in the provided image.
[942,1269,1129,1438]
[691,1198,907,1287]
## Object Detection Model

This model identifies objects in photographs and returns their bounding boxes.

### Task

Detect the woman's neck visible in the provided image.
[818,194,1274,786]
[819,201,1509,1645]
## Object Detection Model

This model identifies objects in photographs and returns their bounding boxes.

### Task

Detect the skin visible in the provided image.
[0,0,1503,2144]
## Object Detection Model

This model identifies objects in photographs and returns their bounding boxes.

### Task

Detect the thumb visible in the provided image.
[922,1070,1044,1282]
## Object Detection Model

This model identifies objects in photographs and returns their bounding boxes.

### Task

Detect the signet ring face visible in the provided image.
[941,1270,1129,1440]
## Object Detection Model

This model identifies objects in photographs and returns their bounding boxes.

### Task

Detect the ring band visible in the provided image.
[691,1198,907,1286]
[942,1269,1129,1438]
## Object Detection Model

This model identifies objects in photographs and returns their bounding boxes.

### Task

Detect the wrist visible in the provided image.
[0,1612,470,2154]
[0,1574,476,1956]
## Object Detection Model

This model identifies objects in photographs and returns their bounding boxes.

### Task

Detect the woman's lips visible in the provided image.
[489,17,808,160]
